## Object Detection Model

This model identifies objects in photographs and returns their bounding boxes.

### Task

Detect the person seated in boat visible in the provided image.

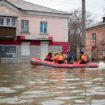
[79,52,87,64]
[61,51,66,62]
[66,50,74,64]
[44,52,53,62]
[53,52,59,63]
[57,52,65,64]
[53,52,65,64]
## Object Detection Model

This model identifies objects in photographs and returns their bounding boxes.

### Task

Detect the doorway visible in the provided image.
[40,41,49,60]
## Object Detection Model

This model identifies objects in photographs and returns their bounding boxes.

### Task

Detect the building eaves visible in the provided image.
[6,0,70,16]
[86,21,105,30]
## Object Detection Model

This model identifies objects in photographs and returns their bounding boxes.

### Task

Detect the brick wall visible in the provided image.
[86,25,105,61]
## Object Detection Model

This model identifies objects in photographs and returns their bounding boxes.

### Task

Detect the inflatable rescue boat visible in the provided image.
[31,58,98,68]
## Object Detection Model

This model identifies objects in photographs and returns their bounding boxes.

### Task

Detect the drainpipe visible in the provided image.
[95,35,98,61]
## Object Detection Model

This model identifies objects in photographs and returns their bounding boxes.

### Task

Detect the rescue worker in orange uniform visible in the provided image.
[53,52,59,63]
[53,52,65,64]
[80,52,87,64]
[57,53,65,64]
[44,52,53,62]
[54,52,65,64]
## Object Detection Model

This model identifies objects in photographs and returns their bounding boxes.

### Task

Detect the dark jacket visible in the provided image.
[66,52,74,63]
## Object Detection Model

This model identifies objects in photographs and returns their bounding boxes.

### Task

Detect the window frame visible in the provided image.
[6,17,11,26]
[40,21,48,34]
[92,33,96,41]
[103,49,105,57]
[0,46,16,58]
[0,16,16,27]
[11,18,16,27]
[21,20,29,33]
[0,17,4,26]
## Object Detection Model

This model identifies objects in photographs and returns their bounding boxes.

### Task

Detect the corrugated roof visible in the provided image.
[86,21,105,29]
[6,0,69,14]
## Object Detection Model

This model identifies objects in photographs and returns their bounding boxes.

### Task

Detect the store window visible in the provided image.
[0,46,16,58]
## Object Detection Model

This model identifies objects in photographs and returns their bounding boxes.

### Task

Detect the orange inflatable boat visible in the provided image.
[31,58,98,68]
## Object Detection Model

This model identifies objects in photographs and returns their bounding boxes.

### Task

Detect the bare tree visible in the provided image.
[68,9,95,60]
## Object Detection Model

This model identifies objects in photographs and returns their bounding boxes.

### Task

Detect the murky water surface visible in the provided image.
[0,64,105,105]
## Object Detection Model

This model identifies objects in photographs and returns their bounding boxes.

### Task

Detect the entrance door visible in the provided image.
[21,42,30,63]
[40,42,49,60]
[21,43,30,56]
[92,47,97,61]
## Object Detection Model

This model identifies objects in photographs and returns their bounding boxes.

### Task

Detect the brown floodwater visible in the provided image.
[0,63,105,105]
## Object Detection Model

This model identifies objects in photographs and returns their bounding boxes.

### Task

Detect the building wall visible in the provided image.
[86,25,105,60]
[0,5,18,16]
[0,40,68,63]
[0,1,69,63]
[0,3,69,43]
[17,16,68,42]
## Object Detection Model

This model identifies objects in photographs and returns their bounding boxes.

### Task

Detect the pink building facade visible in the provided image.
[0,0,70,63]
[86,18,105,61]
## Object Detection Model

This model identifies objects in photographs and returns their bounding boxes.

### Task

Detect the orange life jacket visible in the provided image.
[81,54,87,62]
[54,54,59,62]
[57,54,64,61]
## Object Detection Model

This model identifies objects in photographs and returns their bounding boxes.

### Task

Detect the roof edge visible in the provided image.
[86,22,105,30]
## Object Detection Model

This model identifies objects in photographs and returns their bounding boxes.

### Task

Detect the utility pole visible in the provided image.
[81,0,86,52]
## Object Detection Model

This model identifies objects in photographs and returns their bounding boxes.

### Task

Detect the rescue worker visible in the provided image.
[57,52,65,64]
[53,52,59,63]
[66,50,74,64]
[61,52,66,62]
[80,52,87,64]
[44,52,53,62]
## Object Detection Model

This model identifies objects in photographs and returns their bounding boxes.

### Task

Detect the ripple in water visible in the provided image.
[92,100,105,105]
[0,96,33,104]
[0,87,16,93]
[55,96,71,100]
[41,100,65,105]
[13,85,26,89]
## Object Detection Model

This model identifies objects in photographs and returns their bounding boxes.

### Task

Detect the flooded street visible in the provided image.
[0,64,105,105]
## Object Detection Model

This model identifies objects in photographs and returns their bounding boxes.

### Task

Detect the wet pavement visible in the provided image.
[0,63,105,105]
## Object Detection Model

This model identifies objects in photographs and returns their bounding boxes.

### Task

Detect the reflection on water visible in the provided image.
[0,64,105,105]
